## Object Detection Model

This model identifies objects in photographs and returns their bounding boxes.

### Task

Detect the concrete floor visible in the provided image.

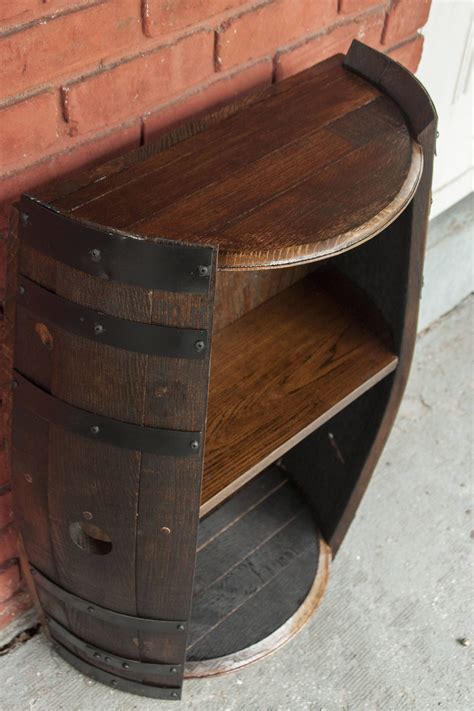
[0,297,472,711]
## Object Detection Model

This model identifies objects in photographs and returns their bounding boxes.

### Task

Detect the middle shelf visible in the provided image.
[200,271,398,516]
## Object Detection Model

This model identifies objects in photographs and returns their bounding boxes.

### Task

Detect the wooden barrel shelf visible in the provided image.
[8,41,436,700]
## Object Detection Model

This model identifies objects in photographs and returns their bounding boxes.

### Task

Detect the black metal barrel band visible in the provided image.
[30,565,188,635]
[54,644,182,700]
[17,275,208,359]
[13,372,201,457]
[19,195,214,294]
[47,617,182,678]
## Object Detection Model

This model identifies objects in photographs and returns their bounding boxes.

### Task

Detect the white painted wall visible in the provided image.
[417,0,473,217]
[415,1,472,329]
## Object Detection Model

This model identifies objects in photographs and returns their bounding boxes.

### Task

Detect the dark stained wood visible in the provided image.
[31,56,422,271]
[197,465,288,549]
[187,466,327,664]
[327,43,437,553]
[13,220,217,683]
[201,271,398,515]
[37,54,345,207]
[12,412,55,578]
[213,263,315,332]
[129,110,419,270]
[10,42,436,696]
[195,483,304,596]
[283,42,437,554]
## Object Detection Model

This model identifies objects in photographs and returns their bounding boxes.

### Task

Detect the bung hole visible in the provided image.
[69,521,112,555]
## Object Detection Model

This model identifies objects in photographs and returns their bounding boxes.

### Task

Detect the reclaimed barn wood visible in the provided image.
[10,42,436,699]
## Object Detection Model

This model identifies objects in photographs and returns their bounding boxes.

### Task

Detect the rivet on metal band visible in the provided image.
[16,274,209,360]
[13,371,201,457]
[30,564,187,634]
[19,195,214,294]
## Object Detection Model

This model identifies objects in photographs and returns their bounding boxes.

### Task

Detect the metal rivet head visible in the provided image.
[104,657,111,664]
[93,652,101,659]
[198,265,209,277]
[87,606,95,613]
[90,425,100,435]
[122,662,129,669]
[18,285,25,296]
[194,340,205,353]
[176,624,185,632]
[89,248,101,262]
[110,680,118,688]
[20,213,30,227]
[190,440,199,451]
[82,511,93,520]
[170,667,178,674]
[94,324,104,335]
[171,691,178,698]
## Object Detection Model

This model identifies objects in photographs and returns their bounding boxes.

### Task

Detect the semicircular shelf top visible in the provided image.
[31,53,423,271]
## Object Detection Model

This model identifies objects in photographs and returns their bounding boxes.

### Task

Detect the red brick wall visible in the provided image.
[0,0,431,638]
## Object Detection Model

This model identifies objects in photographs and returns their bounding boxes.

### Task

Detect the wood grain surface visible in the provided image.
[186,465,329,668]
[201,270,398,515]
[31,55,422,271]
[10,42,436,696]
[12,234,216,686]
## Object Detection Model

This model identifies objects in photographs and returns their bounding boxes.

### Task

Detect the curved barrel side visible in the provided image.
[283,41,437,554]
[10,201,218,699]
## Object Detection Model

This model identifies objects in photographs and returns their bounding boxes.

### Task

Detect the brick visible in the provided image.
[0,1,97,30]
[0,525,18,564]
[0,0,35,25]
[0,121,141,235]
[144,58,273,140]
[142,0,249,37]
[0,587,32,632]
[0,0,143,100]
[0,492,13,529]
[64,30,215,136]
[388,34,424,73]
[383,0,431,46]
[217,0,338,70]
[0,92,65,176]
[0,563,21,604]
[275,11,384,81]
[339,0,384,13]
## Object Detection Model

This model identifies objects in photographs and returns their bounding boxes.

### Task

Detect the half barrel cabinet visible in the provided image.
[8,43,436,699]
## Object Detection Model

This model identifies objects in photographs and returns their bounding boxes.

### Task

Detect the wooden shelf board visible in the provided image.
[34,55,422,270]
[200,274,398,515]
[187,465,329,672]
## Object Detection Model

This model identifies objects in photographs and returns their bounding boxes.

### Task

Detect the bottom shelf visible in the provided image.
[185,465,330,676]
